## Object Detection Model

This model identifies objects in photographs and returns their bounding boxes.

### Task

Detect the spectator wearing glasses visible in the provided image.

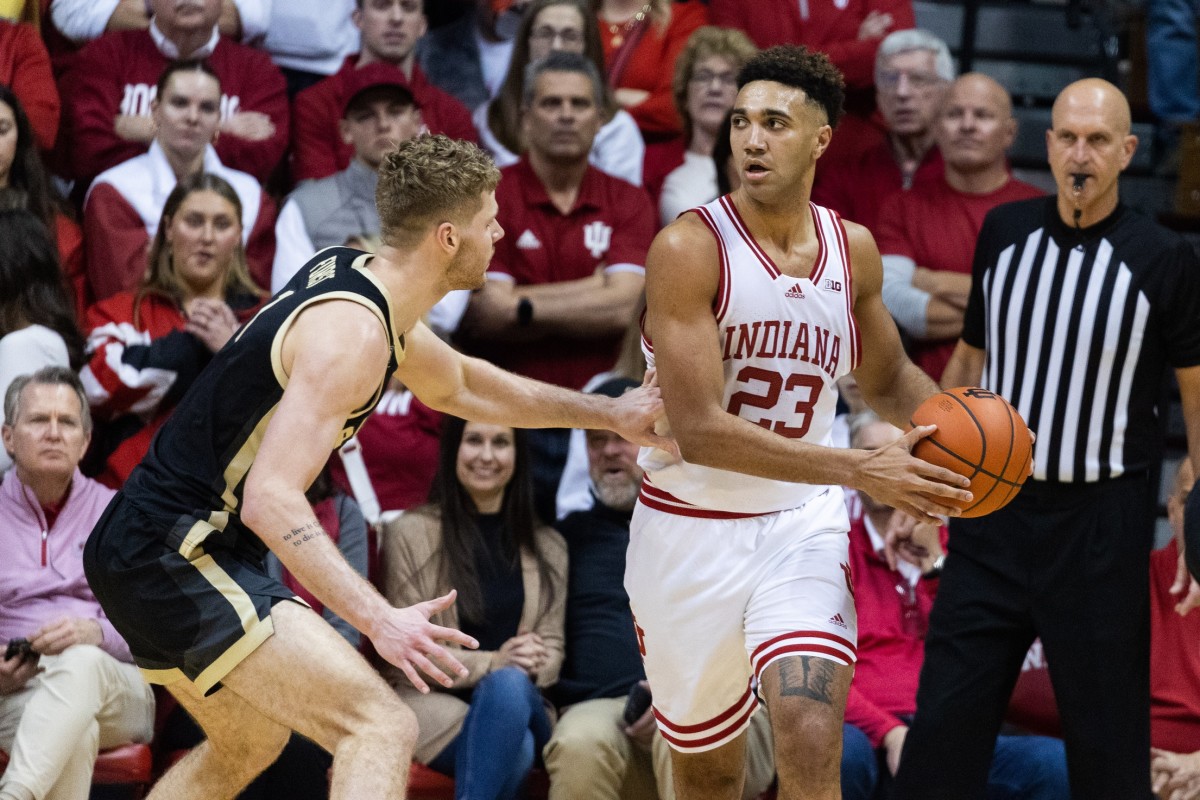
[812,28,951,234]
[657,25,755,224]
[475,0,645,186]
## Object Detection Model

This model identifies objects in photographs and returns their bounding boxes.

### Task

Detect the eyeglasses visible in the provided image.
[689,70,738,88]
[529,26,584,47]
[876,70,946,93]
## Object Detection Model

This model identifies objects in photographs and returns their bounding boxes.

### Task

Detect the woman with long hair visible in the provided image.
[381,417,567,800]
[0,206,85,473]
[476,0,645,185]
[0,86,87,316]
[80,172,265,487]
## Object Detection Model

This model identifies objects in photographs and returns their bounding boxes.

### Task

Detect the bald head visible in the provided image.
[952,73,1011,116]
[936,72,1016,179]
[1045,78,1136,225]
[1052,78,1131,136]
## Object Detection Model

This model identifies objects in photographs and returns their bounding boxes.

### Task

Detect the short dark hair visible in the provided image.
[521,49,604,108]
[156,59,222,99]
[737,45,845,128]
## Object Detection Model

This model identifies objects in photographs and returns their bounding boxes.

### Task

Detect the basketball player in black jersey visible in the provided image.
[83,135,670,799]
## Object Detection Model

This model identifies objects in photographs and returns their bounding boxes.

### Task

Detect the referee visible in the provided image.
[892,79,1200,800]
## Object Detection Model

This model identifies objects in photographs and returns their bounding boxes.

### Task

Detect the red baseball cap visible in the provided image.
[341,63,419,117]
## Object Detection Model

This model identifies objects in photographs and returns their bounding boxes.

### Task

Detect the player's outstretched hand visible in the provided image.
[608,370,678,457]
[372,589,479,694]
[857,425,973,524]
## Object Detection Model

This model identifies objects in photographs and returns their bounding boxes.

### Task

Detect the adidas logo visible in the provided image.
[784,282,805,299]
[516,229,542,250]
[828,613,847,629]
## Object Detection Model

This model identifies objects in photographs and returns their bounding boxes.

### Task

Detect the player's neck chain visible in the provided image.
[604,2,652,48]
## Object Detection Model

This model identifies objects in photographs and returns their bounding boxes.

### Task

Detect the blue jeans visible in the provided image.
[841,723,1070,800]
[428,668,553,800]
[1147,0,1200,123]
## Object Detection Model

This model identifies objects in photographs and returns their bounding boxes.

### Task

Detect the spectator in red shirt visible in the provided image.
[707,0,913,167]
[1149,459,1200,799]
[876,73,1044,382]
[461,49,654,520]
[0,19,59,151]
[841,412,1069,800]
[82,61,276,302]
[61,0,287,184]
[477,0,645,186]
[811,28,952,234]
[594,0,708,143]
[80,172,265,488]
[290,0,478,182]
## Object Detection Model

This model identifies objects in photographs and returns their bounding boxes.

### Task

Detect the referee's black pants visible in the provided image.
[891,475,1154,800]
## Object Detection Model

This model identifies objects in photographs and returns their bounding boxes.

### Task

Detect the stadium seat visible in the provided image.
[0,742,154,795]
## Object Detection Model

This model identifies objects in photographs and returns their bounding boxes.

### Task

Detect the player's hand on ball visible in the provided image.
[372,589,479,694]
[856,425,972,523]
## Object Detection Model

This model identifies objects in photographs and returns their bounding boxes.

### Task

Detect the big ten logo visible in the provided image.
[962,387,997,400]
[823,278,842,293]
[119,83,239,119]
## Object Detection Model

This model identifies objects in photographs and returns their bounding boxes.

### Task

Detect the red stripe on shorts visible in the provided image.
[638,481,768,520]
[654,682,759,751]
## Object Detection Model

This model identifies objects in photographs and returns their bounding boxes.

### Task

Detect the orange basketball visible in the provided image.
[909,387,1032,518]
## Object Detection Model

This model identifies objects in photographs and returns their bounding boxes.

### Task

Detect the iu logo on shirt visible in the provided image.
[583,220,613,259]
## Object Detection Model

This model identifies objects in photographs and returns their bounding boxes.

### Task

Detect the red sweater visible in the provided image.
[63,29,288,183]
[708,0,914,90]
[290,57,478,182]
[1150,539,1200,754]
[599,1,708,140]
[844,514,944,747]
[0,20,59,151]
[81,290,262,487]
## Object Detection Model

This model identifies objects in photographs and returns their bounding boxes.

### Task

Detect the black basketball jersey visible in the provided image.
[963,198,1200,482]
[121,247,406,559]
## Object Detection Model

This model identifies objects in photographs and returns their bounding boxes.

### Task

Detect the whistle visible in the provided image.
[1071,174,1086,193]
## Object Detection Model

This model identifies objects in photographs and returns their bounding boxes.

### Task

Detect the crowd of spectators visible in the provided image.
[0,1,1197,799]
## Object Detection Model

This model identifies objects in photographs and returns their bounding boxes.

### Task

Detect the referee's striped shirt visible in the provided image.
[962,197,1200,483]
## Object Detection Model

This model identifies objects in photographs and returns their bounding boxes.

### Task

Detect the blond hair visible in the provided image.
[672,26,758,143]
[376,135,502,249]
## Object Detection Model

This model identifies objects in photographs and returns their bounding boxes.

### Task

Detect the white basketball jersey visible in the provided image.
[640,196,861,516]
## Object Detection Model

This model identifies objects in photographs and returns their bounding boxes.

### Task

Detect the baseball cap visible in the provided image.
[341,63,418,118]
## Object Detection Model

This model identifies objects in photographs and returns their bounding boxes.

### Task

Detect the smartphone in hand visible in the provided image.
[623,682,652,725]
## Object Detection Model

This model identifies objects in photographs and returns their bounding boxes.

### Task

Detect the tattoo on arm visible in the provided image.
[777,657,837,705]
[282,521,328,548]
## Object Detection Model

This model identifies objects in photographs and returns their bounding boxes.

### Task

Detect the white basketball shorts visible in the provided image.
[625,486,857,753]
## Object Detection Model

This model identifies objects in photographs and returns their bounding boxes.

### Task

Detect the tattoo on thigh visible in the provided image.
[282,521,328,548]
[778,657,837,705]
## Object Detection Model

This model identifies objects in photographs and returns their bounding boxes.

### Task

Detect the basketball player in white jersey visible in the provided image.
[631,46,974,800]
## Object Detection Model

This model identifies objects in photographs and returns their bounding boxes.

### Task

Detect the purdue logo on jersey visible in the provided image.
[307,256,338,288]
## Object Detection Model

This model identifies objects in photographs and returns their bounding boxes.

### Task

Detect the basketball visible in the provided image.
[910,387,1033,518]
